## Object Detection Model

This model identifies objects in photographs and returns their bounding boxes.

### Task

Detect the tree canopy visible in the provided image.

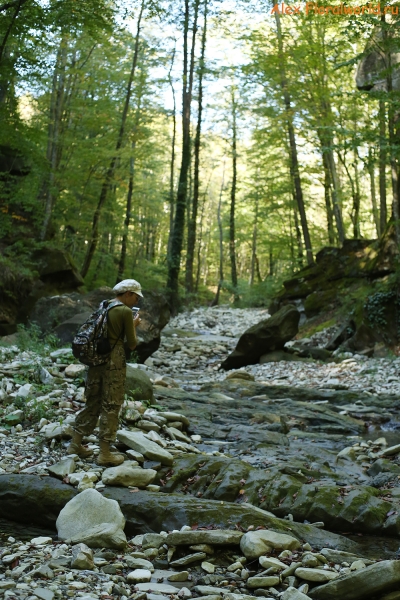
[1,0,399,308]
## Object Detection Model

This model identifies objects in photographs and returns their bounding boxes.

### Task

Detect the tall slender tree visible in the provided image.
[185,0,208,294]
[80,0,145,278]
[274,10,313,265]
[167,0,200,309]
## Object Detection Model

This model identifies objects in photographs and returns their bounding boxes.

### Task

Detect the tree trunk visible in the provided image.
[379,99,387,234]
[353,149,361,239]
[80,0,144,278]
[116,155,134,283]
[293,204,303,266]
[229,87,239,301]
[211,165,225,307]
[322,151,335,244]
[167,46,177,258]
[250,183,259,286]
[40,34,68,241]
[368,148,380,237]
[0,0,28,65]
[326,147,345,243]
[382,14,400,238]
[274,11,313,265]
[337,150,360,239]
[116,86,144,283]
[269,246,274,277]
[185,0,208,294]
[167,0,199,310]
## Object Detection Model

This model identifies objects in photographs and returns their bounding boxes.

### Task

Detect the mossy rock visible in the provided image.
[304,289,339,318]
[290,484,392,534]
[125,365,154,402]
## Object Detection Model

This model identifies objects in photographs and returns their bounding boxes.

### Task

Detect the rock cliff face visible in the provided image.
[271,226,400,354]
[0,246,83,336]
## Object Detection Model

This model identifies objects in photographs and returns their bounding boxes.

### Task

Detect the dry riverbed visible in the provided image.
[1,306,400,600]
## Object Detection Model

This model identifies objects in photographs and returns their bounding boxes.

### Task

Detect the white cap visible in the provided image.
[113,279,143,297]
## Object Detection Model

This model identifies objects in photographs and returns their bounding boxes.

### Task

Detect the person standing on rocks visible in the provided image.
[67,279,142,466]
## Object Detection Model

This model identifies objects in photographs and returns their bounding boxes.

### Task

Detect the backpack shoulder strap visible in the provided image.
[105,300,126,346]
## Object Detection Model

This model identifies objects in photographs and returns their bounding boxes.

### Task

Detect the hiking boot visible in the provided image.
[97,441,125,466]
[67,432,93,459]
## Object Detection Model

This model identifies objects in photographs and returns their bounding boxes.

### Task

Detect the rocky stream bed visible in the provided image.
[1,306,400,600]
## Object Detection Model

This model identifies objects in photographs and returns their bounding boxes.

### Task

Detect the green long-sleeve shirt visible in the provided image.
[107,304,137,349]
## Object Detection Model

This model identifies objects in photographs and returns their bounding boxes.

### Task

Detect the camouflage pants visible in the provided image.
[74,344,126,443]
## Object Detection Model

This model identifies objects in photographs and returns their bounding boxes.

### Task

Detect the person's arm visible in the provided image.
[123,307,138,350]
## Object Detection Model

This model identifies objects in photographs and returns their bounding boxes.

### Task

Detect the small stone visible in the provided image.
[294,567,339,582]
[127,569,152,583]
[71,543,94,570]
[202,561,215,574]
[48,458,76,480]
[15,383,32,397]
[0,582,16,591]
[32,565,54,579]
[30,536,53,546]
[135,583,180,594]
[247,576,280,588]
[189,544,214,554]
[170,552,207,566]
[379,444,400,457]
[168,571,189,582]
[259,556,287,570]
[166,530,243,546]
[126,449,145,462]
[125,557,155,571]
[281,587,312,600]
[65,364,87,378]
[350,559,366,570]
[240,531,300,559]
[142,533,165,549]
[301,553,320,568]
[33,587,55,600]
[194,586,228,595]
[102,465,157,488]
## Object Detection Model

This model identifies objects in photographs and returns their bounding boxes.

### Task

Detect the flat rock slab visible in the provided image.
[0,475,392,560]
[247,576,280,588]
[33,589,54,600]
[194,586,228,595]
[170,552,207,566]
[294,568,338,582]
[117,430,174,466]
[135,583,181,594]
[309,560,400,600]
[48,458,76,480]
[165,530,243,546]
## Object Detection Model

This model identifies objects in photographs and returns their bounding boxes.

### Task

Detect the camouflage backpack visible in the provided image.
[72,299,123,366]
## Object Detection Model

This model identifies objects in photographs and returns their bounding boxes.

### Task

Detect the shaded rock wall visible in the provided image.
[0,246,84,336]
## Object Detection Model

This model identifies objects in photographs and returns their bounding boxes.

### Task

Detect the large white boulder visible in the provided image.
[56,489,126,549]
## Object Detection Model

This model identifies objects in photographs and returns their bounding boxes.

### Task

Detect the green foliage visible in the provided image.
[364,290,400,341]
[1,0,398,310]
[16,323,60,354]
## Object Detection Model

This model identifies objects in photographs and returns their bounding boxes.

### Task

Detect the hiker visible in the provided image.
[68,279,142,466]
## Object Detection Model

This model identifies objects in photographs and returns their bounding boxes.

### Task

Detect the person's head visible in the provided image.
[112,279,143,308]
